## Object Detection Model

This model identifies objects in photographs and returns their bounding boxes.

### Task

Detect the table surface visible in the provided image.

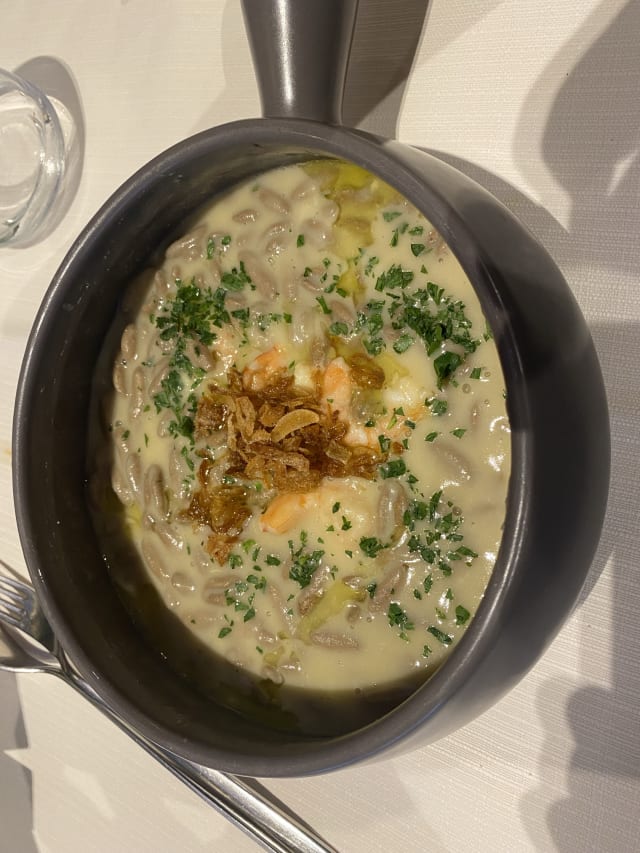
[2,1,639,851]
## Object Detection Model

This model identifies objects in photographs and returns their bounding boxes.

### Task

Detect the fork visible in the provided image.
[0,564,339,853]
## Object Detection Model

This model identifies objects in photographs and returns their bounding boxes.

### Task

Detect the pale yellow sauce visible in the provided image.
[90,160,510,733]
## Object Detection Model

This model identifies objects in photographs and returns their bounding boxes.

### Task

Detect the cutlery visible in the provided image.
[0,565,339,853]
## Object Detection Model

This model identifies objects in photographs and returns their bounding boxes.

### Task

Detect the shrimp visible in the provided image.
[321,357,426,447]
[260,491,318,534]
[242,346,286,391]
[260,478,377,536]
[322,357,375,447]
[322,358,352,414]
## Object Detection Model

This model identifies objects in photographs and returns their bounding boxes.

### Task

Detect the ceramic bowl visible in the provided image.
[12,0,609,776]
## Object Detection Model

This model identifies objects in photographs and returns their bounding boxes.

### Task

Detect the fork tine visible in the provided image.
[0,582,30,618]
[0,564,56,653]
[0,604,26,632]
[0,565,32,633]
[0,574,30,600]
[0,573,29,590]
[0,594,23,615]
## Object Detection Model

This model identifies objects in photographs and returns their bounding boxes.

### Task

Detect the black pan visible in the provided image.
[12,0,609,776]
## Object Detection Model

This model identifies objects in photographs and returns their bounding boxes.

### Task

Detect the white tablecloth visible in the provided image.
[1,2,639,851]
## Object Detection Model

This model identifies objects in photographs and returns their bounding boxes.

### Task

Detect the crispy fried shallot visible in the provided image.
[181,367,387,562]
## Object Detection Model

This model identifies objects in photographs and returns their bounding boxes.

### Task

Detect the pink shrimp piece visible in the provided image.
[322,357,427,447]
[243,347,286,391]
[321,358,381,448]
[260,491,318,534]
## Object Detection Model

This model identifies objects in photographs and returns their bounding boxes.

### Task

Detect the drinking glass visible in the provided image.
[0,68,66,246]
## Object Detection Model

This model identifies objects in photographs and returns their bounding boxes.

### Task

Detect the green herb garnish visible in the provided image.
[316,295,331,315]
[379,458,407,479]
[359,537,386,558]
[427,626,453,645]
[221,262,252,291]
[455,605,471,625]
[375,265,414,293]
[387,602,414,637]
[434,351,462,388]
[329,321,350,336]
[426,397,448,416]
[288,536,324,588]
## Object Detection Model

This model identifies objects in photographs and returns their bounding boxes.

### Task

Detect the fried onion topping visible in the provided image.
[181,367,387,561]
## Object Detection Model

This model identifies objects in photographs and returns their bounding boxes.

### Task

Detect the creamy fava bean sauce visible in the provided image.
[90,160,511,734]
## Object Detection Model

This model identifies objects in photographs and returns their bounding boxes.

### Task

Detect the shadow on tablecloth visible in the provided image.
[426,0,640,848]
[520,2,640,846]
[0,670,38,852]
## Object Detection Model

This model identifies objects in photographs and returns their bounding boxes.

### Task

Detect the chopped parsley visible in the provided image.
[316,295,331,315]
[155,279,226,346]
[384,282,479,385]
[329,321,350,336]
[393,333,414,354]
[343,298,386,356]
[387,602,414,639]
[378,435,391,453]
[221,263,252,291]
[359,536,386,558]
[455,605,471,625]
[375,265,414,293]
[151,272,258,440]
[448,545,478,562]
[364,256,380,277]
[434,351,462,388]
[379,458,407,479]
[426,397,448,416]
[427,626,453,645]
[288,535,324,588]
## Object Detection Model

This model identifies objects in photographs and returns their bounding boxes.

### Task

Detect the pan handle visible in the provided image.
[240,0,359,125]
